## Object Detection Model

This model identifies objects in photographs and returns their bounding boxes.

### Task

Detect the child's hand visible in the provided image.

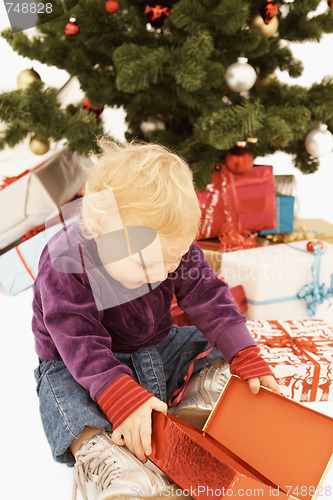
[111,396,167,463]
[247,375,280,395]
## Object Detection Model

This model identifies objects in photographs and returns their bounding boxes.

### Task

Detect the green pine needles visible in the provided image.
[1,0,333,187]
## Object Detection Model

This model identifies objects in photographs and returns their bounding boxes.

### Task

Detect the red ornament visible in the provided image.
[105,1,120,14]
[259,0,278,25]
[82,98,104,118]
[306,241,324,253]
[225,144,254,175]
[145,1,170,29]
[65,18,79,35]
[328,0,333,10]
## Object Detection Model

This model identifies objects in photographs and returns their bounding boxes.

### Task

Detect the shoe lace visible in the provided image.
[72,446,122,500]
[213,366,230,393]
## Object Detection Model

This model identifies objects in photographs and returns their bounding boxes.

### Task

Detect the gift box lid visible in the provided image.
[203,375,333,500]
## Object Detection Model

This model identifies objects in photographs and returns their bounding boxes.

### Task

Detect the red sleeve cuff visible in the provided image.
[230,346,274,381]
[97,375,154,429]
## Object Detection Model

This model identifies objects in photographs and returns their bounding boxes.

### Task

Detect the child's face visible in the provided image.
[95,227,193,289]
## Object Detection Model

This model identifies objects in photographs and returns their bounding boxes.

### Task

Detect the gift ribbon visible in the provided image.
[21,223,46,242]
[295,243,333,317]
[276,196,280,233]
[217,166,257,252]
[15,246,36,281]
[0,156,52,190]
[12,211,68,283]
[261,321,333,401]
[168,347,214,407]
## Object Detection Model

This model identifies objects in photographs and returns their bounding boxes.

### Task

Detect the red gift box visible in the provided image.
[151,375,333,499]
[170,282,247,327]
[196,165,276,239]
[246,319,333,402]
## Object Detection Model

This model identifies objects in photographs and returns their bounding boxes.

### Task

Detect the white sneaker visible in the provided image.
[168,362,231,429]
[73,431,170,500]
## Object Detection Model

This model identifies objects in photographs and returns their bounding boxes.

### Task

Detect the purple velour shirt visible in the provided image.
[31,219,256,401]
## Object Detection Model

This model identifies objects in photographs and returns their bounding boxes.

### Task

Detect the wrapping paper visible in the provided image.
[247,319,333,402]
[220,240,333,322]
[0,218,75,295]
[196,165,276,239]
[0,150,90,248]
[259,195,295,235]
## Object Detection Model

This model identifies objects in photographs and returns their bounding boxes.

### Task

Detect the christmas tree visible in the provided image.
[1,0,333,188]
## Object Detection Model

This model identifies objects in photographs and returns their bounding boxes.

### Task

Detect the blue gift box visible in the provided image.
[0,219,75,295]
[259,195,294,236]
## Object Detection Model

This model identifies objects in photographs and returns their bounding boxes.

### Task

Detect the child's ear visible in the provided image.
[89,216,127,239]
[87,218,105,239]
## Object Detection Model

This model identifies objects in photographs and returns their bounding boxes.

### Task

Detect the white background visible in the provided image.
[0,1,333,499]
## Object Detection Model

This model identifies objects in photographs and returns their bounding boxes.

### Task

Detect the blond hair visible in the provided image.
[80,139,202,240]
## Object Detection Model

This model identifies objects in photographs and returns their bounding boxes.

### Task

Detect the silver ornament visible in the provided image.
[305,124,333,157]
[225,57,257,93]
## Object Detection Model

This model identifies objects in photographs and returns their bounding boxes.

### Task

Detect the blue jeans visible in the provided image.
[34,325,223,466]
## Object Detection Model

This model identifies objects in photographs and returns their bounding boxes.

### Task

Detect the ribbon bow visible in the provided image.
[218,223,257,252]
[263,321,333,357]
[265,333,320,357]
[296,243,333,317]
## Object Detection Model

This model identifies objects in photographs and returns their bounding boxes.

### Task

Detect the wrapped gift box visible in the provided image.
[151,375,333,499]
[220,240,333,322]
[0,218,76,295]
[196,165,276,239]
[247,319,333,402]
[170,282,247,327]
[201,248,223,273]
[259,195,295,235]
[0,150,90,248]
[274,175,297,197]
[257,218,333,247]
[294,219,333,245]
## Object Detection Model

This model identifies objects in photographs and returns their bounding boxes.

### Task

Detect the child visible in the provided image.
[32,140,279,500]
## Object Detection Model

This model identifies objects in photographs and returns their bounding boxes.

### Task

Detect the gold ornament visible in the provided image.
[29,136,50,155]
[17,68,41,90]
[250,13,279,38]
[255,72,278,91]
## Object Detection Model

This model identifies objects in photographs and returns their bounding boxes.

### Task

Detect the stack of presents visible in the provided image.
[169,164,333,498]
[0,150,90,295]
[1,159,333,498]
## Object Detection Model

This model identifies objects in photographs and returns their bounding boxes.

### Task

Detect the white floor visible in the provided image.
[0,282,332,499]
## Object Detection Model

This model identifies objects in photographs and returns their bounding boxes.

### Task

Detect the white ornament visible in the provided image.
[305,124,333,157]
[140,117,166,138]
[225,57,257,92]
